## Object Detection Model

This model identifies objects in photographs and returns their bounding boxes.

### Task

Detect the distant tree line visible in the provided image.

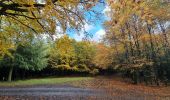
[0,35,111,81]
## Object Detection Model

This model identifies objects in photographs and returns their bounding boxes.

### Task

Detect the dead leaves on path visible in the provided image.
[71,77,170,99]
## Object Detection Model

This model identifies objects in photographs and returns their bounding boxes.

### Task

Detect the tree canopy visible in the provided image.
[0,0,100,57]
[104,0,170,84]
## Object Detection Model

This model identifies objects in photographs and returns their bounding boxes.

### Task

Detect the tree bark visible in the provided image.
[8,66,13,82]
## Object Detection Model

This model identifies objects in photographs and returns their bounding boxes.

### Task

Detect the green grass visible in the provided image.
[0,77,93,87]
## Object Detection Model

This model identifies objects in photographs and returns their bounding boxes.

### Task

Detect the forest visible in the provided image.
[0,0,170,88]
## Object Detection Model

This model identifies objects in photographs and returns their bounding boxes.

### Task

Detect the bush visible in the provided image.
[90,69,99,75]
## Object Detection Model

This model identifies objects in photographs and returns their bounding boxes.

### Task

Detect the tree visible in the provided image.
[1,40,49,81]
[49,35,75,70]
[73,41,96,72]
[93,43,113,69]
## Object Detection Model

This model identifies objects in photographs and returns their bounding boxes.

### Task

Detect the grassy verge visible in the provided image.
[0,77,93,87]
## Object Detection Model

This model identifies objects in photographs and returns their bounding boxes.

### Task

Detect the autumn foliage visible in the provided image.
[0,0,170,87]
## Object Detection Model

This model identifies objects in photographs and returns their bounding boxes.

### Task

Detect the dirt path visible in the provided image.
[0,85,113,100]
[0,86,103,96]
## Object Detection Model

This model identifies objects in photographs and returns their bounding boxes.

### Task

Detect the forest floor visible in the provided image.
[0,76,170,100]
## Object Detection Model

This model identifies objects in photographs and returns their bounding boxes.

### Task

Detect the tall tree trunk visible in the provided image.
[147,24,155,59]
[159,21,168,48]
[125,22,134,57]
[121,27,129,61]
[133,16,141,56]
[8,66,13,82]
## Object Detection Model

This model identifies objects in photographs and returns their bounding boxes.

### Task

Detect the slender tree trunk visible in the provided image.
[159,21,169,48]
[8,66,13,82]
[125,22,134,57]
[121,26,129,61]
[147,24,155,59]
[133,16,141,56]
